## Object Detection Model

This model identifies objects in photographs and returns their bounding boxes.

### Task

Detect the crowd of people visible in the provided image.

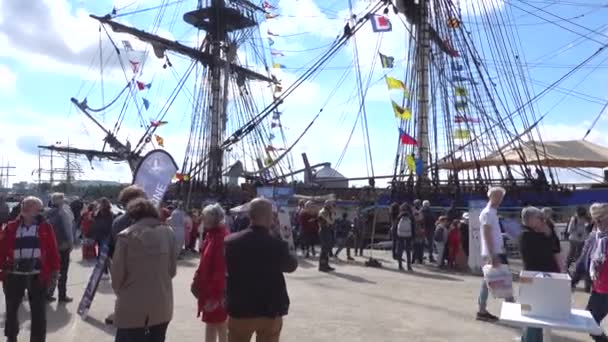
[4,186,608,342]
[0,188,298,342]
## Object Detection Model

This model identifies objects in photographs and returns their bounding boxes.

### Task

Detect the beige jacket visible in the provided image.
[111,217,177,329]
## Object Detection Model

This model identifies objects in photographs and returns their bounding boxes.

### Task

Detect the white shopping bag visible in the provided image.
[482,264,513,299]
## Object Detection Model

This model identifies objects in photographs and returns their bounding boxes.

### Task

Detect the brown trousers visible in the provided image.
[228,317,283,342]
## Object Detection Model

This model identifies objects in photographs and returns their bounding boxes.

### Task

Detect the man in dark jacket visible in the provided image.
[225,197,298,342]
[45,192,74,302]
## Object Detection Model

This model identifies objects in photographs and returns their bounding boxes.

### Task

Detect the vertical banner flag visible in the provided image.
[132,149,179,206]
[78,150,178,319]
[371,15,392,32]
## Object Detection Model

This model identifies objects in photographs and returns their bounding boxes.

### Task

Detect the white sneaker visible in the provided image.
[101,274,111,281]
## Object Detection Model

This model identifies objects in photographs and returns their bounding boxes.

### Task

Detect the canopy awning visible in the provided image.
[439,140,608,170]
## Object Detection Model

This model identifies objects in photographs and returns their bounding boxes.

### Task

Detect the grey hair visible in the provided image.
[202,203,225,225]
[487,186,506,198]
[590,203,608,223]
[521,206,544,225]
[422,200,430,208]
[22,196,43,209]
[50,192,65,205]
[541,207,553,217]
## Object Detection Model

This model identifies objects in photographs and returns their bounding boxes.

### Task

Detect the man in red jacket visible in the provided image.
[0,196,60,342]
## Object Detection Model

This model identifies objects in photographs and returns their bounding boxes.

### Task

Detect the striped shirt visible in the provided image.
[12,223,41,275]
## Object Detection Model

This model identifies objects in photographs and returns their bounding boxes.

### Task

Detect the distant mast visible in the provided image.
[415,0,430,184]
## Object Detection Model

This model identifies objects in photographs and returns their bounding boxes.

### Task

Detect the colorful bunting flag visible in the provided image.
[129,59,140,73]
[451,62,464,71]
[265,13,279,19]
[136,81,152,90]
[142,98,150,110]
[269,133,276,140]
[415,158,424,176]
[453,75,472,82]
[454,129,471,139]
[406,154,416,174]
[392,101,412,120]
[154,134,164,147]
[268,37,275,46]
[443,39,460,57]
[272,62,285,69]
[271,122,282,128]
[379,52,395,68]
[150,120,168,127]
[175,173,190,181]
[265,145,286,152]
[265,155,274,166]
[274,85,283,93]
[398,128,417,145]
[263,1,277,9]
[371,15,392,32]
[454,115,480,124]
[122,40,133,51]
[271,49,285,56]
[455,101,468,111]
[267,30,279,37]
[385,76,405,90]
[447,18,461,29]
[272,112,281,120]
[454,87,467,96]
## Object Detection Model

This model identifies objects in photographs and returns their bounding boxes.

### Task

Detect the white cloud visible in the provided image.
[0,64,16,94]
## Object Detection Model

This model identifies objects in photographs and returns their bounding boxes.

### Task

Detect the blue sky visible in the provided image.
[1,0,608,186]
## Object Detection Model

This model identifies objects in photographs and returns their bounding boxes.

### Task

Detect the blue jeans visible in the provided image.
[478,254,513,312]
[521,327,543,342]
[587,291,608,341]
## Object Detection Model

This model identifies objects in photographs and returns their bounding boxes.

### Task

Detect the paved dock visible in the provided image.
[0,249,598,341]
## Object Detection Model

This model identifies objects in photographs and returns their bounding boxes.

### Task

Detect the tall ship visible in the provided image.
[42,0,608,208]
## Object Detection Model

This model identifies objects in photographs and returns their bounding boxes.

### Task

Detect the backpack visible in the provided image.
[434,226,445,242]
[397,217,413,238]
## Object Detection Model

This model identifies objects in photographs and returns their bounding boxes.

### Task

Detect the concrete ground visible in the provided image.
[0,248,599,342]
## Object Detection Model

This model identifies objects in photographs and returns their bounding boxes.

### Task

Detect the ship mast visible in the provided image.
[415,0,430,184]
[207,0,227,192]
[88,1,268,192]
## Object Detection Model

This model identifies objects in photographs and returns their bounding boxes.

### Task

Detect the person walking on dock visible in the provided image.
[45,192,74,303]
[476,186,514,322]
[318,201,336,272]
[225,198,298,342]
[0,196,60,342]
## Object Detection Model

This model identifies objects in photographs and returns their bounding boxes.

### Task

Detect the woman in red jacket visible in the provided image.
[447,219,462,269]
[192,203,229,342]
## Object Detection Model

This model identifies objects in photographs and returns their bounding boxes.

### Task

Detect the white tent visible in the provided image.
[440,140,608,170]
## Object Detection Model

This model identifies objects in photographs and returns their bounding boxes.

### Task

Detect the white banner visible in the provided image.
[132,149,178,205]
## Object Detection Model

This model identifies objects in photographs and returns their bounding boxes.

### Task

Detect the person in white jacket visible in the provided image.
[168,202,186,258]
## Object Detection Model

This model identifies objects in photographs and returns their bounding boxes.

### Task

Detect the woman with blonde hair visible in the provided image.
[192,203,229,342]
[584,203,608,341]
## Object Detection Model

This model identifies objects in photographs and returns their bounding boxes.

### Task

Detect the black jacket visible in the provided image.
[519,225,560,273]
[225,225,298,319]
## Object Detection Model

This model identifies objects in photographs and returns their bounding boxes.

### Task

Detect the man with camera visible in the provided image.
[0,196,60,342]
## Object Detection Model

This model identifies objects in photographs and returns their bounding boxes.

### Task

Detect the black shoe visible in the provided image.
[398,266,405,271]
[58,296,73,303]
[407,267,414,271]
[105,316,114,325]
[476,311,499,322]
[46,295,56,303]
[347,257,355,261]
